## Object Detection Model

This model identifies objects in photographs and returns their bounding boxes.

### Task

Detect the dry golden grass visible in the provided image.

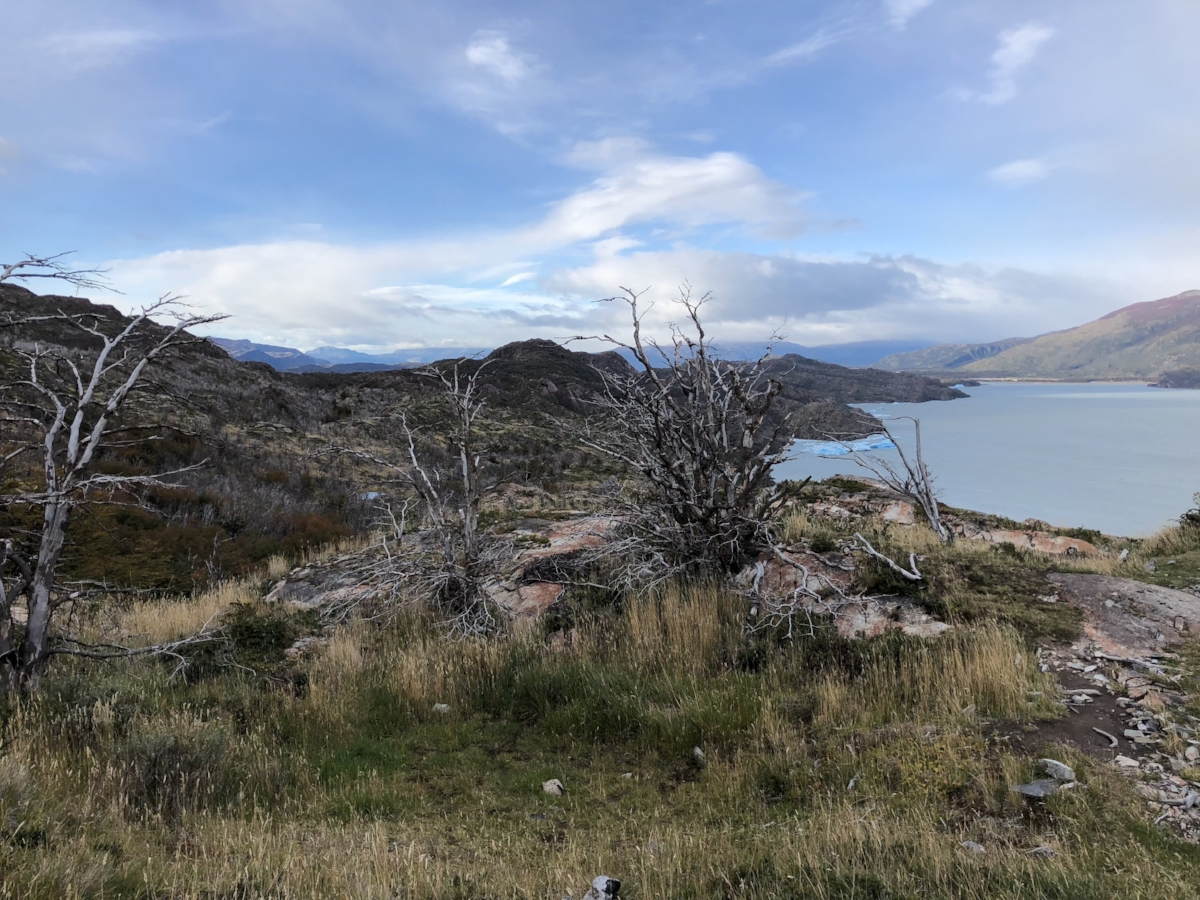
[112,578,258,645]
[619,581,735,677]
[4,547,1198,897]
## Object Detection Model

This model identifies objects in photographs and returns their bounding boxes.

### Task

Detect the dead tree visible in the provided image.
[318,361,507,636]
[1,251,112,293]
[0,294,226,691]
[575,285,793,578]
[843,417,951,544]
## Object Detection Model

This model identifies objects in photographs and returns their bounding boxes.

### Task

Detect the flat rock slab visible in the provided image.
[265,564,378,610]
[1046,573,1199,657]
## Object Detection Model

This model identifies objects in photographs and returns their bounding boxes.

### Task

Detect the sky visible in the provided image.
[1,0,1199,352]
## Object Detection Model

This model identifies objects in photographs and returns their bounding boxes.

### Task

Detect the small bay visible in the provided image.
[773,382,1200,537]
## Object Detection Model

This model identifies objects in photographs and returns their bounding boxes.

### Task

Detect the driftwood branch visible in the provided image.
[853,532,922,581]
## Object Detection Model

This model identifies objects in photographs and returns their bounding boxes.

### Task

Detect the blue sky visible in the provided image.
[2,0,1198,351]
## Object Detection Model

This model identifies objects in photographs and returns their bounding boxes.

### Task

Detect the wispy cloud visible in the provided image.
[979,22,1055,104]
[988,157,1050,186]
[40,28,164,71]
[764,27,847,67]
[884,0,935,30]
[465,31,533,85]
[444,29,545,135]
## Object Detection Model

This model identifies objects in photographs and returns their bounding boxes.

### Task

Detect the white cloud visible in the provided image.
[40,28,163,71]
[537,144,806,242]
[885,0,935,29]
[465,31,532,85]
[988,158,1049,186]
[764,28,845,67]
[982,22,1055,104]
[107,143,807,347]
[565,137,652,170]
[444,29,544,135]
[544,246,1130,346]
[499,271,537,287]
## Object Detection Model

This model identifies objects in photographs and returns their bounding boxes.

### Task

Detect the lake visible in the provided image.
[773,382,1200,537]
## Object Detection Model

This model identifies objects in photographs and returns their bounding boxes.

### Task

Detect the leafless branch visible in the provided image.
[0,251,116,293]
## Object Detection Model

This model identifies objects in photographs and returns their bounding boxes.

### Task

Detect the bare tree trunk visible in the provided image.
[0,287,226,692]
[17,501,70,690]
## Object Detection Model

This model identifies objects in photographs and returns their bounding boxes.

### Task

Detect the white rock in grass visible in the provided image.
[433,703,451,715]
[542,778,565,796]
[1039,758,1076,782]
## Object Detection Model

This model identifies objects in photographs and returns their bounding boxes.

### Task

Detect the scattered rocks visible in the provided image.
[542,779,565,796]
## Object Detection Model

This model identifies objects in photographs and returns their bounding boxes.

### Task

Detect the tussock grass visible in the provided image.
[1,573,1197,899]
[114,578,258,645]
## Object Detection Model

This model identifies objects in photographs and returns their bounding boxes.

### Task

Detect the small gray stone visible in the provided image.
[1012,779,1061,799]
[433,703,451,715]
[1039,758,1076,782]
[542,778,565,796]
[1185,745,1200,762]
[1027,846,1057,860]
[960,840,986,854]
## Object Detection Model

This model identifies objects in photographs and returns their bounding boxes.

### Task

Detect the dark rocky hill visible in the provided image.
[0,285,966,590]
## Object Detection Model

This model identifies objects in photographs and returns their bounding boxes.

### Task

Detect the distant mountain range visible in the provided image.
[211,339,490,373]
[210,337,934,373]
[875,290,1200,381]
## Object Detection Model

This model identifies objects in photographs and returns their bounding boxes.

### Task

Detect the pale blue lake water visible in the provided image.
[773,382,1200,537]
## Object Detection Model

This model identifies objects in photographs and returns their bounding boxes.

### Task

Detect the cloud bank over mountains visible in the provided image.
[2,1,1198,352]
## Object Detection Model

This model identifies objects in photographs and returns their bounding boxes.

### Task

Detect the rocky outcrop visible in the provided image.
[484,515,616,616]
[1045,574,1199,658]
[805,492,1100,557]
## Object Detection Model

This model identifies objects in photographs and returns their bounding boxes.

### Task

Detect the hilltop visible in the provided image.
[876,290,1200,380]
[0,285,958,592]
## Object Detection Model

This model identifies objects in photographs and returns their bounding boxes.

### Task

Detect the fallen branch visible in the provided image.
[854,532,922,582]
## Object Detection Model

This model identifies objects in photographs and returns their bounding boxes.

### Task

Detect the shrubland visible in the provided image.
[3,280,1200,897]
[3,562,1199,899]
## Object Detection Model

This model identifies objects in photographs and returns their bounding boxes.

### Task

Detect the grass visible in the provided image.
[3,571,1199,899]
